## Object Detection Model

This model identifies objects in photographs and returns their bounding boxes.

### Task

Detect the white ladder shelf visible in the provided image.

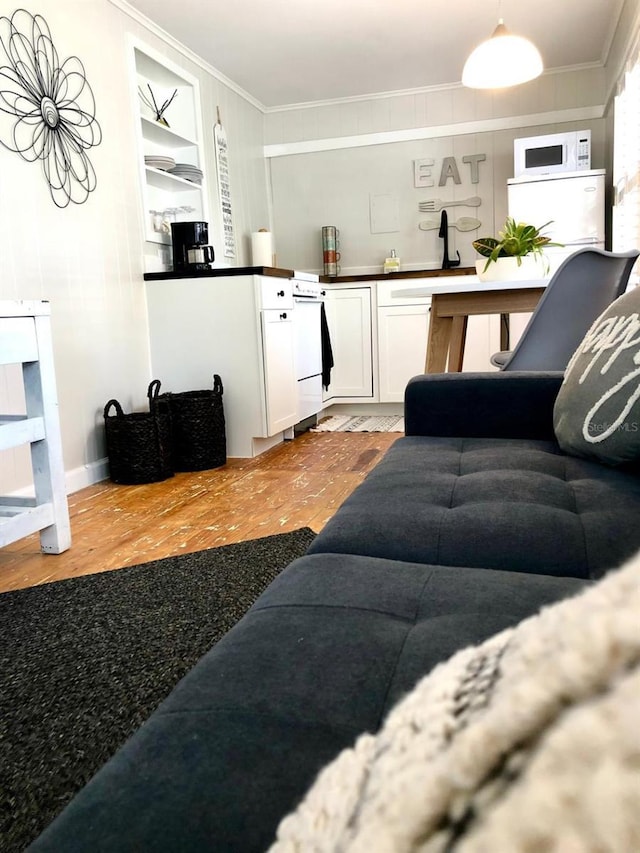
[0,301,71,553]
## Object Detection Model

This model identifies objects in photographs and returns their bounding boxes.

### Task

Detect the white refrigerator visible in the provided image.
[507,169,605,273]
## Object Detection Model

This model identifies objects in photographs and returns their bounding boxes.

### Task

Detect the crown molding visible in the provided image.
[107,0,267,112]
[603,0,640,108]
[264,62,604,114]
[601,0,631,68]
[106,2,612,119]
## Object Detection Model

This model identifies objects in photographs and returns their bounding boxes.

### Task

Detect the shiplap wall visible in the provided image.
[265,67,605,146]
[265,67,607,274]
[0,0,268,495]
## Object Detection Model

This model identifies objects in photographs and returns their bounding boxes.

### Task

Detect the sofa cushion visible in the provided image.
[553,286,640,465]
[30,554,587,853]
[308,436,640,579]
[405,372,564,440]
[270,550,640,853]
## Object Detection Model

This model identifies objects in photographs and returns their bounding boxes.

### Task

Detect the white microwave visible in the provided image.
[514,130,591,177]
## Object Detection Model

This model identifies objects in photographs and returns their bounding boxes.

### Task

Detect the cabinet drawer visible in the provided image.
[258,277,293,310]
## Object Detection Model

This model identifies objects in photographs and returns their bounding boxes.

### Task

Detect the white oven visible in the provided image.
[292,278,323,421]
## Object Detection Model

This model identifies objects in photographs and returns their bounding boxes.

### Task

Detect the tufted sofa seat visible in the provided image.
[308,434,640,578]
[30,372,640,852]
[30,555,587,853]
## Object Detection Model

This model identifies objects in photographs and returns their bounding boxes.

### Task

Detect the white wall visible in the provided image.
[269,118,604,274]
[266,67,607,274]
[0,0,268,494]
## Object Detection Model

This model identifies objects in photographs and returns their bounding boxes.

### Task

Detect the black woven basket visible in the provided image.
[154,374,226,472]
[103,381,174,484]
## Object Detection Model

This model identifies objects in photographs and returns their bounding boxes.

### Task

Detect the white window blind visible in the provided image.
[613,32,640,280]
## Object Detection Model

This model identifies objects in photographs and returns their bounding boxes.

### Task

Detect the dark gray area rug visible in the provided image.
[0,527,316,852]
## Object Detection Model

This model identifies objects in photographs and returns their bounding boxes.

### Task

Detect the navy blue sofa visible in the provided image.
[31,372,640,852]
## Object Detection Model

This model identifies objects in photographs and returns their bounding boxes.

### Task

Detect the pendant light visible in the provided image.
[462,17,543,89]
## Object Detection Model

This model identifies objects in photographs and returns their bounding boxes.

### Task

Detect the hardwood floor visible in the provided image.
[0,431,400,593]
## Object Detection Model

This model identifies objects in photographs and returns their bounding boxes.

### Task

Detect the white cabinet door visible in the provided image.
[261,309,297,435]
[378,304,430,402]
[323,287,373,400]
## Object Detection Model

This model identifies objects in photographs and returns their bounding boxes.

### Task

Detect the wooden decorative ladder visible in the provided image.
[0,300,71,553]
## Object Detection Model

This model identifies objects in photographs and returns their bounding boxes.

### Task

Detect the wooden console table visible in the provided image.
[392,277,548,373]
[0,301,71,553]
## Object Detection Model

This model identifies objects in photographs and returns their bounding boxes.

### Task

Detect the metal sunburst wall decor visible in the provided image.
[0,8,102,208]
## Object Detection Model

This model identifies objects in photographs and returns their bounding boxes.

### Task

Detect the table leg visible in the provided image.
[423,287,544,374]
[500,313,510,351]
[448,316,468,372]
[425,304,452,373]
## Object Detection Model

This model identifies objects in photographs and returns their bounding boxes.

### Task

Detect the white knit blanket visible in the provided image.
[270,553,640,852]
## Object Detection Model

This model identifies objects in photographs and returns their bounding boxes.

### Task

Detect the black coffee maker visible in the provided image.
[171,221,215,273]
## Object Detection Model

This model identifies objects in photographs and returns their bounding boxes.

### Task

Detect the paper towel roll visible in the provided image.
[251,231,275,267]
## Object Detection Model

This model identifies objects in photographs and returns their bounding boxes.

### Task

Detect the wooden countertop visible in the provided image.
[321,267,476,283]
[144,266,294,281]
[144,266,477,282]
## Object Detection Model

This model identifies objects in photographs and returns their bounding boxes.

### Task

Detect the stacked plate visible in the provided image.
[144,155,176,171]
[169,163,203,185]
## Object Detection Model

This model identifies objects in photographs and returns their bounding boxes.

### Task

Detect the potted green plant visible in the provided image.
[472,217,561,281]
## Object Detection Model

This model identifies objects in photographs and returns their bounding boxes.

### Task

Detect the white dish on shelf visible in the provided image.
[144,155,176,171]
[169,163,203,184]
[170,164,202,173]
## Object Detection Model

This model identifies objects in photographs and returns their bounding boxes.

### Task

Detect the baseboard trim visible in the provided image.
[5,458,109,502]
[65,458,110,495]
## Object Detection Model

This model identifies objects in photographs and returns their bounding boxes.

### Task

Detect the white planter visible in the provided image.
[475,255,546,282]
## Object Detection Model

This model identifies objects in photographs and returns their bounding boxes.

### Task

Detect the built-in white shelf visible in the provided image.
[130,40,209,251]
[140,115,197,149]
[145,166,202,192]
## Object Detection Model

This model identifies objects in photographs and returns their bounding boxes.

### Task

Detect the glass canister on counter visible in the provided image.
[322,226,341,276]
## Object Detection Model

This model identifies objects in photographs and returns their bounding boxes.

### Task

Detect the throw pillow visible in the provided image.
[553,285,640,465]
[269,549,640,852]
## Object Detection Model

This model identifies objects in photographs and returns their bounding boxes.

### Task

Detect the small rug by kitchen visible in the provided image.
[312,414,405,432]
[0,527,316,853]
